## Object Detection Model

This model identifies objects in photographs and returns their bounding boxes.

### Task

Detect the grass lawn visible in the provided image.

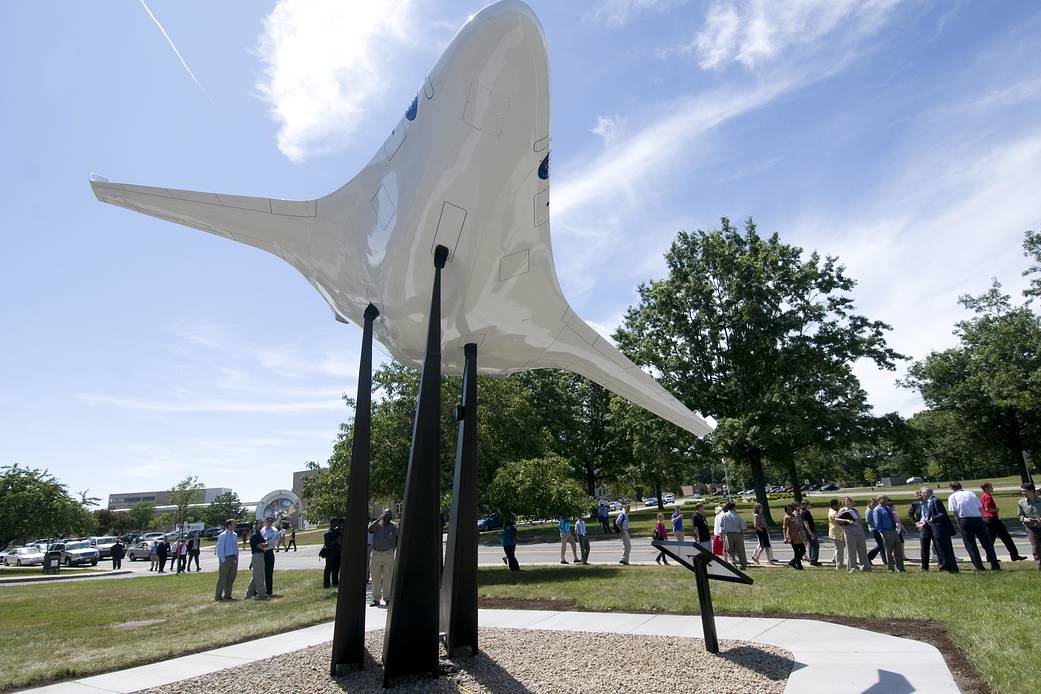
[2,563,1034,692]
[0,569,339,691]
[0,566,93,576]
[478,563,1038,693]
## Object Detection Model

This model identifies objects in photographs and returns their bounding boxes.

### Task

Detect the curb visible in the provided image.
[0,570,133,585]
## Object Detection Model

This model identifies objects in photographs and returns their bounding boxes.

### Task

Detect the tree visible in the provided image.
[202,491,245,528]
[609,397,696,509]
[0,464,95,548]
[485,455,591,521]
[128,501,156,530]
[616,218,900,523]
[168,476,204,535]
[149,511,175,530]
[93,509,132,535]
[903,280,1041,482]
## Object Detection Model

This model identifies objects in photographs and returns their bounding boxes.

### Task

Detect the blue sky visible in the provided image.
[3,0,1040,504]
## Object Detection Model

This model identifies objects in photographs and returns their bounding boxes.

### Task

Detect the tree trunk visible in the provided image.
[584,463,597,498]
[655,479,664,511]
[785,450,802,504]
[749,452,775,525]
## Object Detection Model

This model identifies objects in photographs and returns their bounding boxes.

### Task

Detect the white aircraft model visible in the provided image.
[90,0,712,438]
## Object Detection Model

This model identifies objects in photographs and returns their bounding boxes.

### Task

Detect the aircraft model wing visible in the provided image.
[535,306,714,437]
[89,176,317,260]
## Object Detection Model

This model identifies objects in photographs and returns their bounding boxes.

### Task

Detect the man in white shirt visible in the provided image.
[617,505,631,565]
[948,481,1000,571]
[214,519,239,601]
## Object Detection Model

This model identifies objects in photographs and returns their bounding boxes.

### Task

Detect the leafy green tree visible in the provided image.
[201,491,245,528]
[0,464,95,547]
[609,397,695,509]
[92,509,132,535]
[903,281,1041,482]
[149,511,175,530]
[128,501,155,530]
[485,455,591,521]
[168,476,204,534]
[862,467,877,486]
[616,218,899,522]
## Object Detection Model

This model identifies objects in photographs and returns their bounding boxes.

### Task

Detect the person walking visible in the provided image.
[1017,482,1041,570]
[276,526,288,552]
[176,538,189,575]
[575,515,590,564]
[368,508,398,606]
[187,534,201,571]
[617,504,632,565]
[980,483,1026,561]
[598,502,611,534]
[872,495,905,572]
[913,489,942,570]
[148,540,158,572]
[720,502,748,569]
[921,487,959,573]
[826,499,846,570]
[558,516,579,564]
[835,496,871,572]
[156,538,169,574]
[671,507,684,543]
[260,517,278,596]
[691,503,711,547]
[948,482,1000,571]
[501,516,520,571]
[782,504,806,570]
[750,503,775,564]
[800,500,822,566]
[322,518,341,589]
[215,519,239,601]
[244,520,269,600]
[287,528,297,552]
[111,538,125,570]
[865,498,883,566]
[653,512,670,565]
[711,505,725,557]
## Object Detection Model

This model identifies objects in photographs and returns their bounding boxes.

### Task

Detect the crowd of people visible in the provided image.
[499,481,1041,573]
[144,534,203,574]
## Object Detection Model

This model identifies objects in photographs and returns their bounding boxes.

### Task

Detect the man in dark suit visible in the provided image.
[921,488,959,573]
[322,518,342,589]
[156,538,169,573]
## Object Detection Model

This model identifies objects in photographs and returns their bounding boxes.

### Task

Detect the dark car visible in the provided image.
[820,483,840,491]
[476,514,502,532]
[200,527,222,539]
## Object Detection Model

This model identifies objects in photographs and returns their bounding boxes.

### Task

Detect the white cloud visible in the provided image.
[589,0,687,27]
[690,0,904,70]
[590,114,624,145]
[255,0,414,161]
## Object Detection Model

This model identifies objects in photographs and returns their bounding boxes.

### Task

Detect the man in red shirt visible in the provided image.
[980,483,1027,562]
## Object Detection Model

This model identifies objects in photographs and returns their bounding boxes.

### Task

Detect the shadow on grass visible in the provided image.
[478,565,624,586]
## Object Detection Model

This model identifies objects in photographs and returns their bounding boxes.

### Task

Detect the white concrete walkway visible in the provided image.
[23,607,957,693]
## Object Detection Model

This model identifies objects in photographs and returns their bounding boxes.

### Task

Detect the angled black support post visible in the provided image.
[329,303,379,675]
[440,342,479,657]
[382,245,449,686]
[652,539,752,655]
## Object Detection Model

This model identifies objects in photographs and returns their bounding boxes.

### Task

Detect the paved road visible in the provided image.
[8,529,1033,585]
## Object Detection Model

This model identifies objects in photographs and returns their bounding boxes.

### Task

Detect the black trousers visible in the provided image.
[323,554,340,588]
[984,517,1023,559]
[157,553,167,572]
[867,530,884,562]
[264,550,274,595]
[287,538,297,551]
[189,550,200,571]
[599,517,610,533]
[112,557,121,570]
[789,543,805,567]
[503,544,519,571]
[919,525,942,570]
[578,534,590,562]
[930,524,959,572]
[959,517,999,569]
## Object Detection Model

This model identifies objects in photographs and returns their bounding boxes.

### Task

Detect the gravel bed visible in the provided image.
[143,628,792,693]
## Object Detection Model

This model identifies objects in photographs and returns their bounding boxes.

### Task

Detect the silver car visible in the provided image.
[3,547,45,566]
[126,541,154,562]
[59,541,100,567]
[89,536,118,558]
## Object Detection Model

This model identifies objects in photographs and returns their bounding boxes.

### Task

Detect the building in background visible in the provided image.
[107,487,231,510]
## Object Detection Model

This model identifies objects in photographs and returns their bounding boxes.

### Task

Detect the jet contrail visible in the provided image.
[139,0,211,102]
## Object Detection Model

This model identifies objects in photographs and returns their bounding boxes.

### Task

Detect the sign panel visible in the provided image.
[651,539,753,584]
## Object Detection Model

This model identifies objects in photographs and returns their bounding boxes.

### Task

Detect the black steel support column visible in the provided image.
[330,303,379,675]
[440,342,479,657]
[382,245,449,686]
[693,559,719,654]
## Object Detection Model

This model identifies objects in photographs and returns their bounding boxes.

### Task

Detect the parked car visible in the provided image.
[200,527,223,539]
[906,476,925,485]
[126,541,153,562]
[3,546,46,566]
[476,514,502,532]
[820,483,840,491]
[88,536,118,558]
[138,532,165,542]
[58,540,99,567]
[663,494,675,503]
[608,501,622,512]
[643,497,659,507]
